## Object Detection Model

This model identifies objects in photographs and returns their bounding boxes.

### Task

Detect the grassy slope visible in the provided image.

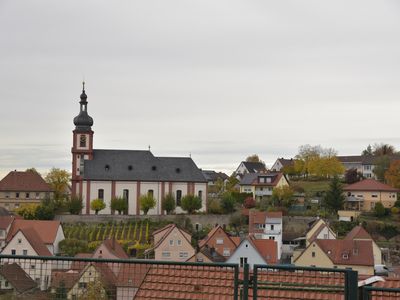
[291,180,330,195]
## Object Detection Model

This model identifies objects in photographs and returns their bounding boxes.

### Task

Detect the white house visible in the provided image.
[234,161,266,179]
[239,172,289,200]
[226,236,277,269]
[249,210,283,259]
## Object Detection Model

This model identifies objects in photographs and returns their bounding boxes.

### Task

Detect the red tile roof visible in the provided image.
[343,179,399,192]
[18,227,52,256]
[116,263,150,287]
[50,270,80,290]
[6,219,61,245]
[198,225,238,250]
[152,224,192,251]
[100,238,129,259]
[0,171,53,192]
[250,237,278,264]
[135,265,236,299]
[316,239,374,267]
[0,216,16,230]
[345,226,372,240]
[0,263,37,293]
[249,210,282,234]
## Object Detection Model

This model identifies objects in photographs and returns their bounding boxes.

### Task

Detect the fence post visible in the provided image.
[253,265,258,300]
[243,263,249,300]
[234,265,239,300]
[345,269,358,300]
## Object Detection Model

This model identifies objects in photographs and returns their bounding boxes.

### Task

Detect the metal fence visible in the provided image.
[0,254,239,300]
[0,254,394,300]
[361,286,400,300]
[251,264,358,300]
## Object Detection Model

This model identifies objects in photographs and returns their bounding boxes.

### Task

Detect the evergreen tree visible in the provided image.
[324,175,345,212]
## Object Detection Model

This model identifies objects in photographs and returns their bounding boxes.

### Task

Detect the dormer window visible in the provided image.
[128,165,133,171]
[105,165,110,171]
[151,166,157,171]
[342,253,349,259]
[175,168,181,173]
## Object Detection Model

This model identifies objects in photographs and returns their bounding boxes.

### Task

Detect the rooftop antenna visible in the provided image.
[148,145,151,151]
[189,152,191,158]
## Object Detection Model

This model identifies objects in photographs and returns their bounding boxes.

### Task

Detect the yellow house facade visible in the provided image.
[343,179,398,212]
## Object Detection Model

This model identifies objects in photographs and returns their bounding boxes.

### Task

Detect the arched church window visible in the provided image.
[80,135,86,147]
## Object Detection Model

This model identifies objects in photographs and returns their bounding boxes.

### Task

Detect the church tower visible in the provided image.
[71,82,94,197]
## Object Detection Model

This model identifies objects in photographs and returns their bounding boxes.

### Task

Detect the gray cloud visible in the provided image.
[1,0,400,177]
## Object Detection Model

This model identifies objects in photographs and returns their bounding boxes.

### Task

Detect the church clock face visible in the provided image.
[80,135,87,148]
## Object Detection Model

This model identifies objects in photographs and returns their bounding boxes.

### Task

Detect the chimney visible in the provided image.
[222,224,226,231]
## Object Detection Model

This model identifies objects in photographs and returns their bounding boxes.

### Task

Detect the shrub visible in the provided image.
[90,199,106,215]
[374,202,385,217]
[15,204,39,220]
[181,195,202,214]
[162,193,176,214]
[207,198,222,214]
[243,197,256,209]
[59,239,88,256]
[66,195,83,215]
[87,241,102,252]
[139,195,156,215]
[391,207,400,214]
[110,197,127,215]
[220,194,236,213]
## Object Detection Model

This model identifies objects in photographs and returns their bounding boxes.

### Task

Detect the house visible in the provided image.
[293,239,375,275]
[5,218,65,255]
[239,172,289,200]
[71,84,207,215]
[187,246,225,263]
[0,263,37,295]
[343,179,399,211]
[337,155,400,179]
[1,227,53,290]
[234,161,267,179]
[197,225,240,260]
[201,170,229,186]
[345,225,382,265]
[271,158,294,172]
[0,216,18,249]
[0,170,53,211]
[148,224,195,262]
[226,235,277,268]
[249,210,283,259]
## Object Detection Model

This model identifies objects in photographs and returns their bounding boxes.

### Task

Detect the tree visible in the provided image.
[345,168,362,184]
[66,195,84,214]
[385,160,400,188]
[181,195,202,214]
[220,193,236,213]
[246,154,264,164]
[35,199,55,220]
[324,175,345,212]
[26,167,40,174]
[162,193,176,214]
[80,280,108,300]
[373,156,391,182]
[110,196,127,215]
[139,194,156,215]
[373,143,396,156]
[45,168,71,201]
[374,201,385,217]
[15,204,39,220]
[271,186,295,208]
[243,197,256,209]
[361,144,373,156]
[225,175,239,193]
[90,199,106,215]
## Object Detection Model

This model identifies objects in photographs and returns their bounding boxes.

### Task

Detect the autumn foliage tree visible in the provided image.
[385,160,400,188]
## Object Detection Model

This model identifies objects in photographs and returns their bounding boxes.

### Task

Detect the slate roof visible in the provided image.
[240,172,284,186]
[83,150,206,182]
[276,158,295,168]
[0,171,53,192]
[337,154,400,165]
[241,161,267,173]
[343,179,399,192]
[202,170,229,182]
[0,263,37,293]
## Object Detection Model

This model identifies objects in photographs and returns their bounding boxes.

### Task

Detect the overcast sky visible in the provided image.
[1,0,400,178]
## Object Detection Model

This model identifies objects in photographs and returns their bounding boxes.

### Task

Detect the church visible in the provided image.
[71,84,207,215]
